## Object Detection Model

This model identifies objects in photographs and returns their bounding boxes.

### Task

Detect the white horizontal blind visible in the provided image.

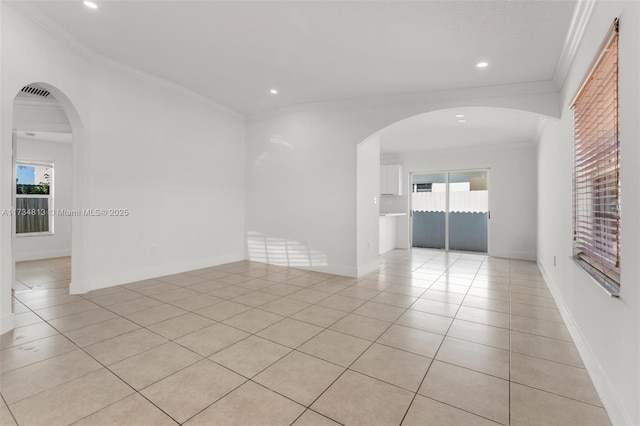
[572,22,620,285]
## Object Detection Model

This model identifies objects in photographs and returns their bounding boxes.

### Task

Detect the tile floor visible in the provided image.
[1,250,611,425]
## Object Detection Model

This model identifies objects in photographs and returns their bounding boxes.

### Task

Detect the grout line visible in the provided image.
[8,252,601,425]
[398,254,486,425]
[9,300,186,424]
[0,393,19,425]
[509,258,513,426]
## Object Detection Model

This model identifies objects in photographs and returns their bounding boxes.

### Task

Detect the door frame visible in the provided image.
[408,167,490,254]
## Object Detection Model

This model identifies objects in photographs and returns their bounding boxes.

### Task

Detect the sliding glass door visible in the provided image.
[411,172,447,249]
[448,170,488,252]
[411,170,488,253]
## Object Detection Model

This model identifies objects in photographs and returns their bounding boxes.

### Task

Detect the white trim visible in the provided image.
[288,263,358,278]
[6,1,96,62]
[357,260,380,278]
[537,260,631,426]
[7,1,244,121]
[553,0,598,89]
[248,81,559,123]
[489,249,536,261]
[568,18,618,108]
[7,1,562,122]
[14,249,71,262]
[71,252,246,294]
[94,56,244,120]
[1,314,16,335]
[246,260,359,278]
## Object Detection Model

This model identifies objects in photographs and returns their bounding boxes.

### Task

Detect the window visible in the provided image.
[15,162,54,235]
[571,19,620,295]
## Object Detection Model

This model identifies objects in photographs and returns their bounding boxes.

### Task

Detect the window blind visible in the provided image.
[572,20,620,287]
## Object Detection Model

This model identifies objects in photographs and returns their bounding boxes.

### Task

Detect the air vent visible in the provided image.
[21,86,50,97]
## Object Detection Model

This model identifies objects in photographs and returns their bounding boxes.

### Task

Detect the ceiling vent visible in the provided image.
[21,86,51,97]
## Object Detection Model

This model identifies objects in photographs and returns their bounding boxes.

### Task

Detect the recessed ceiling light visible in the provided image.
[476,61,489,68]
[269,89,278,95]
[457,119,467,123]
[455,114,465,118]
[83,1,98,9]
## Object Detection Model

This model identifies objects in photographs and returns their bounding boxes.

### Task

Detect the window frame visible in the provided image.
[570,18,620,297]
[15,160,55,237]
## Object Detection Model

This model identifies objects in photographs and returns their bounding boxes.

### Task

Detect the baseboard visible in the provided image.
[1,313,15,335]
[357,260,380,278]
[72,252,245,294]
[245,259,359,278]
[537,260,632,426]
[490,249,536,261]
[14,249,72,262]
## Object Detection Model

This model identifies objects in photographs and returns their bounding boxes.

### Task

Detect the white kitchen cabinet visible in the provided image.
[379,213,407,254]
[379,216,397,254]
[380,164,403,196]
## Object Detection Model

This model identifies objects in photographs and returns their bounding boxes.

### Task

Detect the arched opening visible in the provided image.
[2,82,85,333]
[356,106,558,275]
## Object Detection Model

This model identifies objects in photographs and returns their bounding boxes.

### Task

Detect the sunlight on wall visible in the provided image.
[246,231,328,267]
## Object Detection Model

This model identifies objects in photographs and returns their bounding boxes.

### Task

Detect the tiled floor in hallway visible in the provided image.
[1,250,611,425]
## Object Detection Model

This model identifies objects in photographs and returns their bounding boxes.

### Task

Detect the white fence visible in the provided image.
[412,190,488,213]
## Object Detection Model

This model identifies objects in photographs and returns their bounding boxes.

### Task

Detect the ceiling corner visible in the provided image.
[532,116,550,145]
[552,0,597,90]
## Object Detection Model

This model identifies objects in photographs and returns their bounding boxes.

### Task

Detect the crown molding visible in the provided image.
[247,80,559,123]
[7,0,96,62]
[6,1,244,121]
[8,0,565,123]
[553,0,597,90]
[93,56,244,121]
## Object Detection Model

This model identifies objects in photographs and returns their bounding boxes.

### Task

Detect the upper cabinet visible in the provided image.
[380,164,403,196]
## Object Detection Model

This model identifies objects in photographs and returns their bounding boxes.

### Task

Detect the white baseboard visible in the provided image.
[71,252,245,294]
[14,249,72,262]
[490,249,536,261]
[357,260,380,277]
[244,259,359,278]
[1,313,15,335]
[537,260,632,426]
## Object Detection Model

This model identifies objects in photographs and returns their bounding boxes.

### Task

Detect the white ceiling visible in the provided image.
[29,1,576,115]
[380,108,543,154]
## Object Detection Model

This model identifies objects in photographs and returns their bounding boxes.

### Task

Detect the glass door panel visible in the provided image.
[411,173,447,249]
[448,170,488,252]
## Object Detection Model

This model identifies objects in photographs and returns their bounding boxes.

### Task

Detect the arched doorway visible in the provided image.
[356,106,558,275]
[1,82,85,334]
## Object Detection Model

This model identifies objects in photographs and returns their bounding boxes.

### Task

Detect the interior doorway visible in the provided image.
[10,84,76,309]
[411,169,488,253]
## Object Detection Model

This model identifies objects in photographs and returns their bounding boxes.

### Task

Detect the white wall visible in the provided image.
[83,66,246,289]
[356,135,380,275]
[1,3,246,333]
[244,110,359,276]
[537,1,640,424]
[382,144,538,260]
[13,97,72,133]
[14,137,72,261]
[245,88,559,277]
[1,2,93,333]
